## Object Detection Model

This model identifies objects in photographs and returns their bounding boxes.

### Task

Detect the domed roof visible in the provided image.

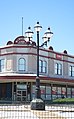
[14,36,26,44]
[7,41,13,45]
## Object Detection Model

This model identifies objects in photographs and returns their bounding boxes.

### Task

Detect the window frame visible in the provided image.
[0,59,5,72]
[39,60,47,73]
[69,65,74,77]
[55,62,62,75]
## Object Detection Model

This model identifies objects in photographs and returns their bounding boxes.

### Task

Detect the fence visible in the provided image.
[0,102,74,119]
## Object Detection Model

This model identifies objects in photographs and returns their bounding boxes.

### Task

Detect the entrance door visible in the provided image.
[17,90,27,102]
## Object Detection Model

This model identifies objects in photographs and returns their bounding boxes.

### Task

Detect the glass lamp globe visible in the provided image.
[34,22,42,32]
[25,27,34,38]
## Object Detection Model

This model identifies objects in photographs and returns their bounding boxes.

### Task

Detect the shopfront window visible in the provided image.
[40,85,45,100]
[46,86,51,100]
[61,87,66,98]
[32,85,36,99]
[32,85,46,100]
[57,87,61,98]
[67,88,71,98]
[52,87,57,99]
[72,88,74,98]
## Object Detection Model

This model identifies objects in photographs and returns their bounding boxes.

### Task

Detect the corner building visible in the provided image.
[0,36,74,102]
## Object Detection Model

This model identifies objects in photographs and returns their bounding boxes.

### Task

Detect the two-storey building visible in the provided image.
[0,36,74,102]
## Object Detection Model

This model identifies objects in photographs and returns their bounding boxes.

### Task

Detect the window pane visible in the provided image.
[55,63,57,68]
[41,95,45,100]
[58,69,62,75]
[69,66,71,76]
[72,72,74,76]
[67,88,71,95]
[46,86,51,94]
[46,95,51,100]
[19,59,25,64]
[40,86,45,94]
[52,87,57,95]
[58,64,62,75]
[62,87,66,97]
[32,85,36,94]
[57,87,61,94]
[43,61,46,67]
[39,60,42,72]
[43,67,45,73]
[72,66,74,76]
[72,66,74,71]
[59,64,62,69]
[69,66,71,71]
[19,64,25,71]
[43,61,47,73]
[39,60,42,67]
[55,63,58,74]
[72,88,74,98]
[55,69,57,74]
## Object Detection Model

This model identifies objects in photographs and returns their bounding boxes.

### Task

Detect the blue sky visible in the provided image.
[0,0,74,55]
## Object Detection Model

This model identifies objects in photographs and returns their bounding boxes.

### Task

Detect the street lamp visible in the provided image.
[25,22,53,110]
[25,26,34,41]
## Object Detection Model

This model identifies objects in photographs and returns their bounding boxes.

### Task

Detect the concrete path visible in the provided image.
[0,104,73,119]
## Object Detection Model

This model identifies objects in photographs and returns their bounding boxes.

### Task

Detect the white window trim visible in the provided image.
[68,63,74,77]
[39,59,47,73]
[54,60,63,75]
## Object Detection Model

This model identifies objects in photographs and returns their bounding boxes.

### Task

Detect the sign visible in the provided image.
[56,54,62,60]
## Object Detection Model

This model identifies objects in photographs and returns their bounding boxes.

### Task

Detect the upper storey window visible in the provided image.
[18,58,26,71]
[55,63,62,75]
[0,59,5,72]
[39,60,47,73]
[69,65,74,77]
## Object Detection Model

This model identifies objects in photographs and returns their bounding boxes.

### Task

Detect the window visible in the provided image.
[46,86,51,100]
[39,60,47,73]
[43,61,47,73]
[69,65,74,77]
[18,58,26,71]
[39,60,42,73]
[0,59,5,72]
[55,63,62,75]
[40,85,45,100]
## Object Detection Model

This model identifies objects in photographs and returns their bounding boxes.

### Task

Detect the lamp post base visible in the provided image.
[31,98,45,110]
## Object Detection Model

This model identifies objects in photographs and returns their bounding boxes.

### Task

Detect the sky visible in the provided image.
[0,0,74,55]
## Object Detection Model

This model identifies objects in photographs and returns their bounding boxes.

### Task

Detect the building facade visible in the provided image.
[0,36,74,102]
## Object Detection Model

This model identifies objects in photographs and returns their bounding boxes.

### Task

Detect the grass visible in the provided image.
[52,98,74,104]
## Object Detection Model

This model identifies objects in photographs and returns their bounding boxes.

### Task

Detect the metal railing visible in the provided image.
[0,101,74,119]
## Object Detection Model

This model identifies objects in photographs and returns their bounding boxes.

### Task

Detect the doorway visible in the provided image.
[14,82,31,102]
[17,90,27,101]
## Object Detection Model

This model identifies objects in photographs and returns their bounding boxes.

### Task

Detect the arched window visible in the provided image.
[18,58,26,71]
[55,63,62,75]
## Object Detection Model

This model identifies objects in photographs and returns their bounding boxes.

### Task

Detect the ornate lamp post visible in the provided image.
[25,22,53,110]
